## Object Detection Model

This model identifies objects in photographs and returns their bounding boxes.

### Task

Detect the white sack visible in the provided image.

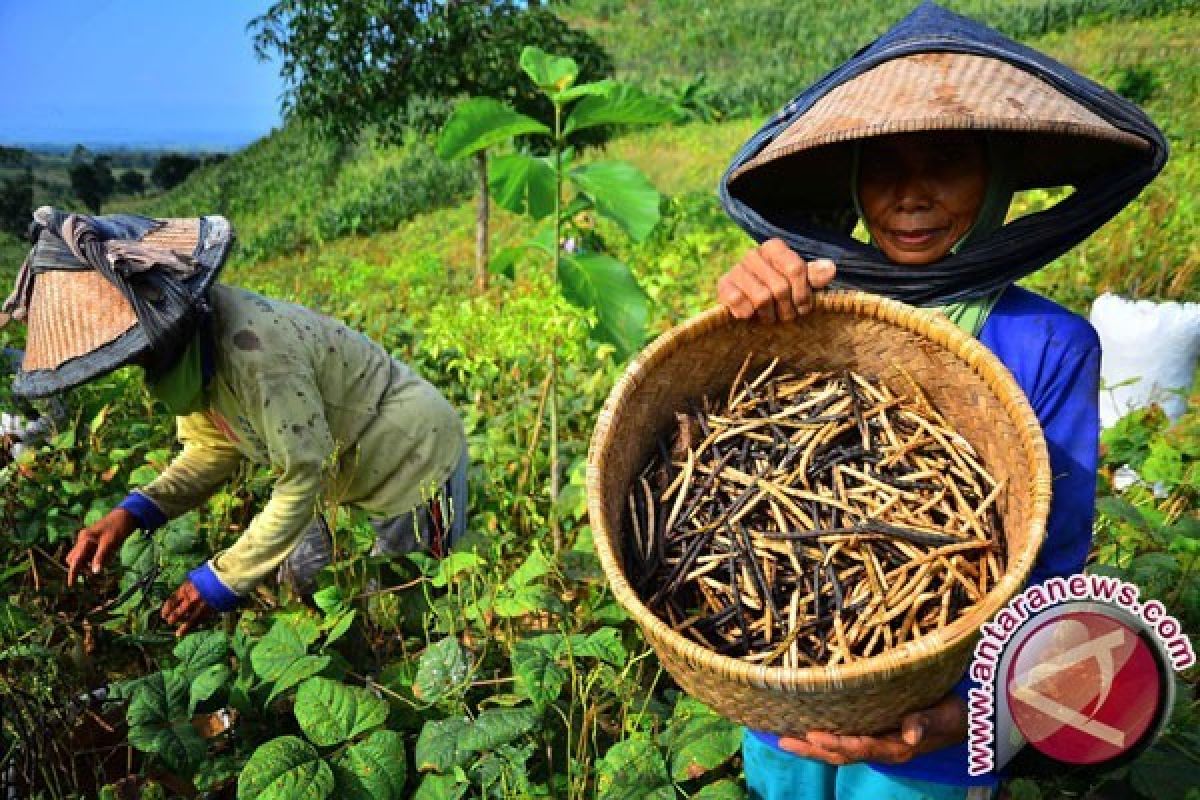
[1089,293,1200,428]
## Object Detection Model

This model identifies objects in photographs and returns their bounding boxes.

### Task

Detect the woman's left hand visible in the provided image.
[778,692,967,765]
[161,579,214,637]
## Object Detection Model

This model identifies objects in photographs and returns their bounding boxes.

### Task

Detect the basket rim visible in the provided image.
[586,290,1052,693]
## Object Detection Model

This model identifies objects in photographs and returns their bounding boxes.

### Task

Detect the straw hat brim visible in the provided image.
[13,215,232,398]
[728,52,1151,213]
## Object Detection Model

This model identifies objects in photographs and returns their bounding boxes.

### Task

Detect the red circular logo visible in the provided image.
[1005,611,1165,765]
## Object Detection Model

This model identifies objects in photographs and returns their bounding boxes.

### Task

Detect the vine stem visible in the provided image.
[549,98,564,553]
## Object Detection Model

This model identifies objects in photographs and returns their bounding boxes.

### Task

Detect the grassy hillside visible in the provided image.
[554,0,1192,116]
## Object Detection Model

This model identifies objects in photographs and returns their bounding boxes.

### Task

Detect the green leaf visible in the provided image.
[269,656,331,704]
[126,671,206,774]
[596,735,674,800]
[332,730,407,800]
[489,154,557,220]
[325,610,357,646]
[1142,440,1185,487]
[413,637,470,704]
[436,98,550,161]
[519,46,578,93]
[431,553,483,588]
[1096,496,1149,530]
[1129,739,1200,800]
[511,635,567,710]
[238,736,334,800]
[569,161,660,242]
[509,544,553,588]
[558,252,649,360]
[252,619,329,701]
[412,773,467,800]
[488,246,523,280]
[569,628,627,667]
[295,677,390,747]
[415,708,539,772]
[692,780,746,800]
[555,79,618,105]
[120,531,157,572]
[564,84,679,136]
[174,631,229,675]
[189,664,231,714]
[415,717,469,773]
[494,585,563,618]
[661,697,741,781]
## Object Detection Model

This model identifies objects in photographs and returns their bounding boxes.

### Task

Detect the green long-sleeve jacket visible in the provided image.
[124,284,465,599]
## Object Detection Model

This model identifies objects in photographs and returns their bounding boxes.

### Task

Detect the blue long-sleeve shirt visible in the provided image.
[751,285,1103,787]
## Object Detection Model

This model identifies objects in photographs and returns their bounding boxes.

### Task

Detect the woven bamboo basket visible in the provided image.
[586,291,1051,735]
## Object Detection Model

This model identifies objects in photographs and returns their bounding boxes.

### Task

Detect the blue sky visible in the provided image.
[0,0,285,149]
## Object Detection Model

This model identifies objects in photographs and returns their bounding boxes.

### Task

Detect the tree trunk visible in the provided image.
[475,150,489,293]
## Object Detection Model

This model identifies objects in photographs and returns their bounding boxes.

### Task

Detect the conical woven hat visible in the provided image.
[9,211,233,398]
[729,52,1149,199]
[22,218,201,372]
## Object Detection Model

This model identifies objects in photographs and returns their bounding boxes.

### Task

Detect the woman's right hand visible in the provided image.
[717,238,837,322]
[66,508,137,584]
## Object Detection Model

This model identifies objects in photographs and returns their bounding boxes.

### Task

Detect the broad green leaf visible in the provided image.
[414,637,470,704]
[415,708,539,772]
[189,664,231,714]
[268,655,331,704]
[1096,496,1148,530]
[126,671,206,774]
[661,697,741,781]
[325,610,357,647]
[489,154,557,220]
[493,585,563,618]
[555,79,618,105]
[558,252,649,360]
[564,84,679,136]
[194,754,241,793]
[488,246,523,280]
[596,735,673,800]
[412,773,467,800]
[295,677,390,747]
[252,618,329,701]
[570,161,661,242]
[436,98,550,161]
[511,634,567,710]
[509,544,553,588]
[238,736,333,800]
[120,531,157,572]
[568,628,627,667]
[1129,738,1200,800]
[174,631,229,675]
[332,730,407,800]
[692,780,746,800]
[431,553,483,588]
[313,585,346,616]
[519,46,578,93]
[161,516,199,554]
[465,706,538,749]
[415,717,470,772]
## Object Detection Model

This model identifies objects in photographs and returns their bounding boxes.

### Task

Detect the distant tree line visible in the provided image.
[0,147,230,232]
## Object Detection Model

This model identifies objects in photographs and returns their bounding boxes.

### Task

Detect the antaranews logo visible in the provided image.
[966,573,1195,776]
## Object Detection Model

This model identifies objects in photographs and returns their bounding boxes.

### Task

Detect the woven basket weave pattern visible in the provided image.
[587,291,1051,735]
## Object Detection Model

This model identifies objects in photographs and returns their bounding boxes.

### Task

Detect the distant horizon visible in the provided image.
[0,1,284,151]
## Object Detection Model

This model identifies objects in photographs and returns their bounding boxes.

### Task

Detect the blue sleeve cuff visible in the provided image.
[188,562,243,612]
[118,492,168,531]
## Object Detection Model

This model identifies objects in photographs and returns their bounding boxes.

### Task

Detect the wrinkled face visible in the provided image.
[857,131,988,265]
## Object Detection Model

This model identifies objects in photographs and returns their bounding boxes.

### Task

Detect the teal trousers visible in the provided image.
[742,730,995,800]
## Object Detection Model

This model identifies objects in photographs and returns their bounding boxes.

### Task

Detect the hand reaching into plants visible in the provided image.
[161,579,213,637]
[65,508,137,584]
[777,692,967,765]
[717,238,837,322]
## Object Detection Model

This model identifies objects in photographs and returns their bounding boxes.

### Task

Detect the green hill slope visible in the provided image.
[553,0,1192,116]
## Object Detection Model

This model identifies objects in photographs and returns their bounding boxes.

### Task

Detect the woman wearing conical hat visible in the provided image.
[3,206,468,635]
[715,3,1166,798]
